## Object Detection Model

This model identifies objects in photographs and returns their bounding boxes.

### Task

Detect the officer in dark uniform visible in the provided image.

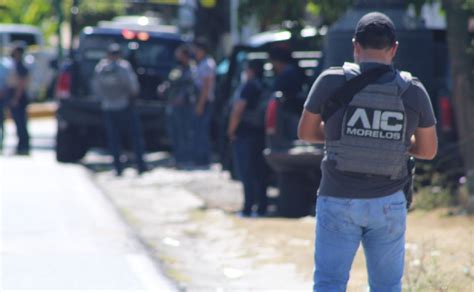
[7,42,30,155]
[298,12,438,291]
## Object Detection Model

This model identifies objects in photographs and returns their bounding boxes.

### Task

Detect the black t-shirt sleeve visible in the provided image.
[239,80,261,108]
[304,69,345,114]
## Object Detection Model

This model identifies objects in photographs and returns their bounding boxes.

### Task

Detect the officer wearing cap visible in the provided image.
[7,41,30,155]
[298,12,438,291]
[93,43,147,176]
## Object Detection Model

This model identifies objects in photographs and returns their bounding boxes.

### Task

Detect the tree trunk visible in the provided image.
[443,0,474,209]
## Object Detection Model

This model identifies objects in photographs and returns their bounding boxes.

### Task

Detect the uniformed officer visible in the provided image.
[298,12,438,291]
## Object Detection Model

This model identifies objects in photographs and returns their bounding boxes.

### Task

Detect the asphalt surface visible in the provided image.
[1,118,177,291]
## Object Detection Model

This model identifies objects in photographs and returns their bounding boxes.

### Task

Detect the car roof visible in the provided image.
[0,24,42,34]
[81,26,186,42]
[244,26,324,48]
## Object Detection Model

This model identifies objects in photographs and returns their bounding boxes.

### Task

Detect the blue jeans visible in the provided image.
[192,103,212,165]
[232,132,268,215]
[167,105,193,165]
[9,98,30,153]
[0,97,5,150]
[104,108,146,175]
[314,190,407,292]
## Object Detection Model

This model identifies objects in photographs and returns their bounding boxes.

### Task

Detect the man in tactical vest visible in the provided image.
[298,12,437,291]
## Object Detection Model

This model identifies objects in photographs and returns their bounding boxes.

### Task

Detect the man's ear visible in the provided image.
[390,41,399,58]
[352,39,362,62]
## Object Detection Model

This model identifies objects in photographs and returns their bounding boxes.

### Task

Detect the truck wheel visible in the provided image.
[56,122,87,163]
[277,172,316,218]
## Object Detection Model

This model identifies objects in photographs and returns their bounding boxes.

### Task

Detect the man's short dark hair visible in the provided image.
[354,12,397,49]
[268,47,293,64]
[247,59,264,79]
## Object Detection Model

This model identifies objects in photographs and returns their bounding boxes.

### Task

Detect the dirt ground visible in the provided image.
[93,162,474,292]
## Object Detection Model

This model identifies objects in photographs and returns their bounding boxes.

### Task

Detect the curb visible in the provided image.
[28,102,57,118]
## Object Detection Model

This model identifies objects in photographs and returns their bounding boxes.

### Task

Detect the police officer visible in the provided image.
[93,43,147,176]
[7,42,31,155]
[298,12,438,291]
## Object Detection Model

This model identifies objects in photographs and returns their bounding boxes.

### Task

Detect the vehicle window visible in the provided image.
[10,33,38,46]
[231,50,322,94]
[80,35,178,67]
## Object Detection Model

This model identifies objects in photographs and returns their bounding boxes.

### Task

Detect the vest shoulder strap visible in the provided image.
[342,62,361,80]
[396,70,413,94]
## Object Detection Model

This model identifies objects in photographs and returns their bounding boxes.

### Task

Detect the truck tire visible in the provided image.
[277,172,316,218]
[56,122,87,163]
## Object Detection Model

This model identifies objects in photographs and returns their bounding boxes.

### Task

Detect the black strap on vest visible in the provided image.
[321,65,392,122]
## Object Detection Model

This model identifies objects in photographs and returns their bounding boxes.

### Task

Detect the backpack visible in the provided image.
[240,79,271,129]
[97,62,124,93]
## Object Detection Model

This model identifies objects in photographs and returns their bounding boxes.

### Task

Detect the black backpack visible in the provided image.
[240,80,271,129]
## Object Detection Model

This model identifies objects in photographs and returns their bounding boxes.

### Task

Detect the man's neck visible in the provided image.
[357,58,391,65]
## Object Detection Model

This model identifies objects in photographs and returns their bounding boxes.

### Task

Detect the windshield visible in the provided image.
[77,33,182,99]
[230,50,323,99]
[79,34,179,68]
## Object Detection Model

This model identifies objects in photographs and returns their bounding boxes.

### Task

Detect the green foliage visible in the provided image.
[239,0,353,28]
[313,0,352,24]
[0,0,127,41]
[414,186,454,210]
[239,0,309,29]
[0,0,53,25]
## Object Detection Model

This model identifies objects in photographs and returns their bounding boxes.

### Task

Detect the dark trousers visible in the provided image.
[232,132,268,215]
[192,103,212,165]
[10,99,30,153]
[167,105,193,165]
[104,108,146,175]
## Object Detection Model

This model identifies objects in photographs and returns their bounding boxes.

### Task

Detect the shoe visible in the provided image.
[193,163,210,170]
[236,210,252,218]
[254,211,267,218]
[137,165,150,175]
[15,149,30,156]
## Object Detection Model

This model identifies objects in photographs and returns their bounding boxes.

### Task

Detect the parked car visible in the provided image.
[55,21,186,162]
[214,25,326,217]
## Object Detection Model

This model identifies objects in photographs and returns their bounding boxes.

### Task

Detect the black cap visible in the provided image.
[354,12,396,49]
[268,47,293,63]
[107,43,121,55]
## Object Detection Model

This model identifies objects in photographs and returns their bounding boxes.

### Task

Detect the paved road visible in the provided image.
[1,119,177,291]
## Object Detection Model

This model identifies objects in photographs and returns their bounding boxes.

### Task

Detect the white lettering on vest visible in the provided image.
[347,108,371,128]
[347,109,403,131]
[381,111,403,131]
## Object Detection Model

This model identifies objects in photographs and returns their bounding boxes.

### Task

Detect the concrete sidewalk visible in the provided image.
[1,127,177,291]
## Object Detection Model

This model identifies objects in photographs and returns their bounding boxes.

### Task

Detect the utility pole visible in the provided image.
[230,0,239,45]
[54,0,64,64]
[70,0,80,60]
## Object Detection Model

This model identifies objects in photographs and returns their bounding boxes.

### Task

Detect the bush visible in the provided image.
[413,186,454,210]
